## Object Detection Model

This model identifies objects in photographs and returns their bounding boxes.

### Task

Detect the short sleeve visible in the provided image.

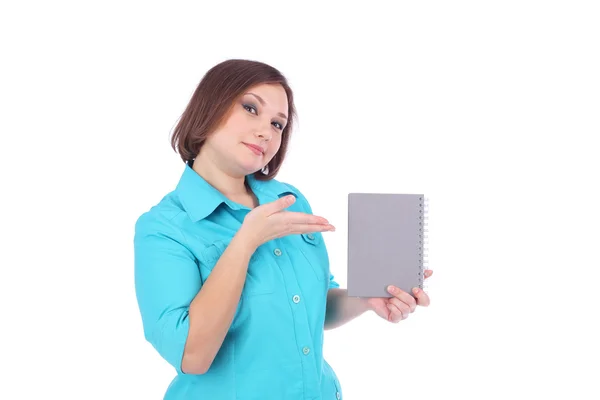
[328,273,340,289]
[283,182,341,290]
[134,212,201,374]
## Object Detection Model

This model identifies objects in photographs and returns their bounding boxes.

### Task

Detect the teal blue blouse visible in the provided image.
[134,161,343,399]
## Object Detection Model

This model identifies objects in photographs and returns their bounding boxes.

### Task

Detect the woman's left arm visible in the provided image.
[324,269,433,329]
[324,288,371,330]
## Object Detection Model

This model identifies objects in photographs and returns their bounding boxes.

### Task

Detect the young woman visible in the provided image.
[134,59,433,399]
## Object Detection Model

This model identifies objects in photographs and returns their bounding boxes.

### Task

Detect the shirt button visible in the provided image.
[307,233,315,240]
[336,391,341,399]
[292,295,300,303]
[302,346,310,355]
[274,248,282,256]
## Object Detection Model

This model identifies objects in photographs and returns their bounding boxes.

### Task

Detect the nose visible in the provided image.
[254,123,272,141]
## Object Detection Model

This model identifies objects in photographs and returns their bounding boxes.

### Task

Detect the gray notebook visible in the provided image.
[347,193,428,298]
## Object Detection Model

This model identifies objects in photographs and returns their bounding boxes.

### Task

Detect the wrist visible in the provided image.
[345,291,372,313]
[358,297,372,313]
[233,226,259,255]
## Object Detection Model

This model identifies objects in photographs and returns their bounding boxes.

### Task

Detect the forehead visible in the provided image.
[243,83,288,110]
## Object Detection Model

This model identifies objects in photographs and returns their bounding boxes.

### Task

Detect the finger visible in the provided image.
[263,195,297,215]
[424,269,433,279]
[280,210,330,226]
[386,286,417,312]
[289,224,336,234]
[386,303,407,323]
[411,287,431,307]
[388,297,413,316]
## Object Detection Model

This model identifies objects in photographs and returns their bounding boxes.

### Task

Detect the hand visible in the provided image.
[365,269,433,323]
[239,194,335,250]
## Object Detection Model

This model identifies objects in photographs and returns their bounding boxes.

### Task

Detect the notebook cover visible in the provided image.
[347,193,425,298]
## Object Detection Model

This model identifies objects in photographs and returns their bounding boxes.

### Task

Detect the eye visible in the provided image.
[244,103,284,131]
[243,104,257,114]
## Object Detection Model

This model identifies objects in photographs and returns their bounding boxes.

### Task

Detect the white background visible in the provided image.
[1,1,599,399]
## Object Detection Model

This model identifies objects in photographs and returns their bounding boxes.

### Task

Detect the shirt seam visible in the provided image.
[167,209,210,260]
[168,210,190,248]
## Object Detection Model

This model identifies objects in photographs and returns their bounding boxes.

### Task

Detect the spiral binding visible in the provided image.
[419,195,429,293]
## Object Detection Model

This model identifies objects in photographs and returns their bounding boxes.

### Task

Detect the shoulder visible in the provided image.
[279,181,304,199]
[134,192,186,242]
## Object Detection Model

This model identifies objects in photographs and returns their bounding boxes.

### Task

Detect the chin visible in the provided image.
[237,162,262,175]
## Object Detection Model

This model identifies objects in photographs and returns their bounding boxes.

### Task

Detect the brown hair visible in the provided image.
[170,59,297,180]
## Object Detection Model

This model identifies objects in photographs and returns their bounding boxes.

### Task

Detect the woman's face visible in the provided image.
[204,83,289,177]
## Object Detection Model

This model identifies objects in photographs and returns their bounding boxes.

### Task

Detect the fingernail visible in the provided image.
[412,288,419,295]
[387,285,396,293]
[329,225,336,231]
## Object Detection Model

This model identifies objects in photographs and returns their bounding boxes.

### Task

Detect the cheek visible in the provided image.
[206,133,230,153]
[267,134,283,155]
[216,113,246,141]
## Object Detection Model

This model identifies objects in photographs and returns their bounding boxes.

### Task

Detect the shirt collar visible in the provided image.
[176,160,299,222]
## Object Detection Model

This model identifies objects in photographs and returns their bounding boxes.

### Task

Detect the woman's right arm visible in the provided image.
[181,228,257,374]
[134,213,258,376]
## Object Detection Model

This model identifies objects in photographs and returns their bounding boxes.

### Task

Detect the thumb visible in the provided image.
[264,194,296,215]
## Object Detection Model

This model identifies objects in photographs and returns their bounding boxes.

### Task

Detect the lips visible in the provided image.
[244,143,264,155]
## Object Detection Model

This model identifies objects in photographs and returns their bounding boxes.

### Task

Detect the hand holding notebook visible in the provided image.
[361,269,432,322]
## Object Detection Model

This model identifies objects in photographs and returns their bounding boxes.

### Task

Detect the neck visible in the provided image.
[192,153,249,197]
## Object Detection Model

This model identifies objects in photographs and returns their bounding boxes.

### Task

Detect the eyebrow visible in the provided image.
[246,92,288,120]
